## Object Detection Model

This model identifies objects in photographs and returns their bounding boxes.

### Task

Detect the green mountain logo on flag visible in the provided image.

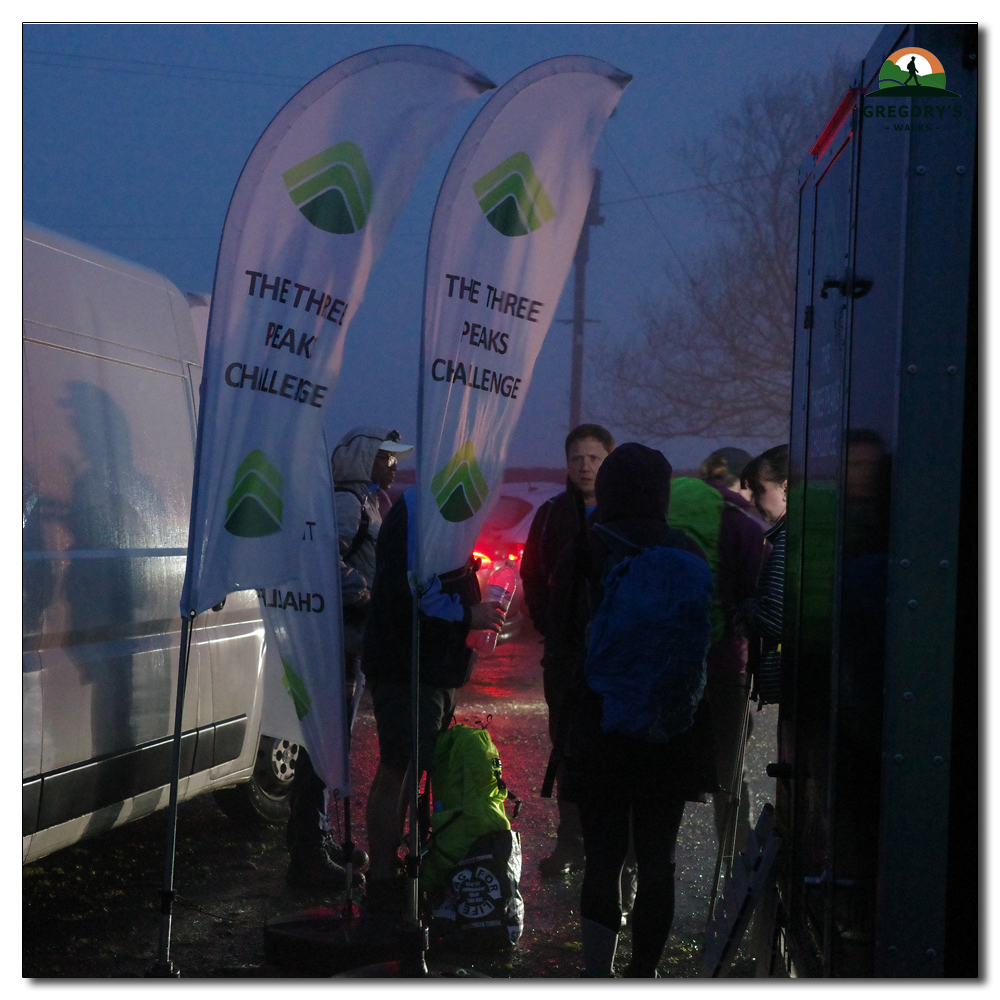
[281,658,311,720]
[225,449,283,537]
[282,141,373,234]
[431,441,489,522]
[473,152,555,237]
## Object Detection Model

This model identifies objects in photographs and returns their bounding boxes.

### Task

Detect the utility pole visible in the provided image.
[568,169,603,432]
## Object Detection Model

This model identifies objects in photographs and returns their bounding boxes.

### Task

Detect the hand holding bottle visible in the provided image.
[468,564,517,653]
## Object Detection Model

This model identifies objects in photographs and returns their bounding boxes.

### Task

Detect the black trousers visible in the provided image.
[287,749,327,851]
[578,791,686,975]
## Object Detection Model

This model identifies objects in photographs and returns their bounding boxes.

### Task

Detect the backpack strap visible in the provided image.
[335,486,371,562]
[497,775,522,819]
[591,522,645,563]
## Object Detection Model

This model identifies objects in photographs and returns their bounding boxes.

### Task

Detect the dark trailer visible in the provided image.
[772,24,978,977]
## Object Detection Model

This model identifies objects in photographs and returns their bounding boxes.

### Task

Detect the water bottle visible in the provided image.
[468,563,517,653]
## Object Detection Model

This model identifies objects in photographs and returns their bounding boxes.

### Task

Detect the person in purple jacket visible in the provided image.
[696,448,769,858]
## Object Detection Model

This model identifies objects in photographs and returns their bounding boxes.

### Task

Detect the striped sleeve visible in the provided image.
[737,526,785,642]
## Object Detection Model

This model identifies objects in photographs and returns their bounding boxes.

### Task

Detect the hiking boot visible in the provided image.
[538,838,586,877]
[323,834,370,870]
[286,843,367,890]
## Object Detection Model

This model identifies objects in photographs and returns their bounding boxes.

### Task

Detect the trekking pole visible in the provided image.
[723,684,753,865]
[706,802,731,929]
[706,680,753,926]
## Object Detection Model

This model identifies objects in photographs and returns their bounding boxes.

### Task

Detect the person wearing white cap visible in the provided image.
[285,425,414,890]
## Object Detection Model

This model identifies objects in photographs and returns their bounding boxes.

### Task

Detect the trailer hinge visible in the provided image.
[803,305,814,329]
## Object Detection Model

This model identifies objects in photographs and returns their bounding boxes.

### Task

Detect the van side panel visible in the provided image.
[22,232,186,360]
[22,224,264,863]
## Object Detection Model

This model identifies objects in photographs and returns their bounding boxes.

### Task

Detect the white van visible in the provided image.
[22,222,294,864]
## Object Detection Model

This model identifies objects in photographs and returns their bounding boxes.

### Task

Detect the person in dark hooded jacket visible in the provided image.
[285,426,413,890]
[547,442,717,977]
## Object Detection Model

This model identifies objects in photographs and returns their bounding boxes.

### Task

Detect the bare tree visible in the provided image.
[597,61,852,440]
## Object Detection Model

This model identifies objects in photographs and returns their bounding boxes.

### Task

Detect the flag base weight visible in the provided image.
[262,907,490,978]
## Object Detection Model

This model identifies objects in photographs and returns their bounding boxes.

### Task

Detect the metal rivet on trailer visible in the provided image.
[915,165,926,175]
[908,599,918,609]
[903,692,914,701]
[956,165,966,175]
[888,946,899,955]
[894,754,904,763]
[940,560,950,569]
[947,365,957,374]
[933,756,944,766]
[907,364,918,374]
[900,559,911,568]
[926,949,937,959]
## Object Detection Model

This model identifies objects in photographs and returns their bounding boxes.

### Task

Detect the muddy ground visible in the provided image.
[23,630,777,979]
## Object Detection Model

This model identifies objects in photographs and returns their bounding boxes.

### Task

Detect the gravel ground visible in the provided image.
[22,629,777,979]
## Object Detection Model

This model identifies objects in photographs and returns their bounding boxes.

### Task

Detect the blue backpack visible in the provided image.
[584,525,714,743]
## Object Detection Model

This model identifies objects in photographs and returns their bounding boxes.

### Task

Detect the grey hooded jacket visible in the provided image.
[331,426,391,609]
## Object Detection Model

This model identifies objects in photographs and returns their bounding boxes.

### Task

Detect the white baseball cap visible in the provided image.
[378,429,413,458]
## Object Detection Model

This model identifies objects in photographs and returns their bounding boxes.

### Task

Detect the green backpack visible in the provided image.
[421,723,514,896]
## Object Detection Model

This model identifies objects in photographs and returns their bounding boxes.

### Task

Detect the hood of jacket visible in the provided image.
[331,425,394,487]
[594,442,672,523]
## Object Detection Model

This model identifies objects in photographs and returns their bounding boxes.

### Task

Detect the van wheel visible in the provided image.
[214,737,299,827]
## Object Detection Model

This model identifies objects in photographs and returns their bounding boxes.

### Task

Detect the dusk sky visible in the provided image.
[23,22,885,472]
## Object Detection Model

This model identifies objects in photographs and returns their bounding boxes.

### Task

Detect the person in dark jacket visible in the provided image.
[285,427,413,891]
[521,423,615,635]
[737,445,789,707]
[548,443,717,977]
[520,423,614,876]
[359,488,504,926]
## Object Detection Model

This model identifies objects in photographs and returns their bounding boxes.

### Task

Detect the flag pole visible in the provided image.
[400,584,428,975]
[146,608,196,977]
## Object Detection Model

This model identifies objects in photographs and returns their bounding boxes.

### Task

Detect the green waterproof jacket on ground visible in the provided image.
[421,724,511,895]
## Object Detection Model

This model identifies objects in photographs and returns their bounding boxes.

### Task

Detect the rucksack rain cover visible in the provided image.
[423,724,511,893]
[585,546,714,742]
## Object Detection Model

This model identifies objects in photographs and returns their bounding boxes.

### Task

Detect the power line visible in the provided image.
[80,235,221,243]
[600,132,698,287]
[60,223,220,231]
[22,48,307,88]
[600,173,772,207]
